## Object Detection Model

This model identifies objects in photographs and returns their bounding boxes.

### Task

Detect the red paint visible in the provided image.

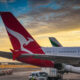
[0,12,54,68]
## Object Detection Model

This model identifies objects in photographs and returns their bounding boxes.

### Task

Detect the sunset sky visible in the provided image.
[0,0,80,62]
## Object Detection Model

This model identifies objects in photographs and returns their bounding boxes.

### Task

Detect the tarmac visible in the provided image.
[0,68,80,80]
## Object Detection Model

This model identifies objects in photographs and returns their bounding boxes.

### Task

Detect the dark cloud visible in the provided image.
[27,0,80,17]
[28,0,80,8]
[0,0,15,3]
[18,0,80,35]
[56,0,80,6]
[28,0,50,6]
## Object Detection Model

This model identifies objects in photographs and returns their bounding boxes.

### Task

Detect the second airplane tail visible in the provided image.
[49,37,62,47]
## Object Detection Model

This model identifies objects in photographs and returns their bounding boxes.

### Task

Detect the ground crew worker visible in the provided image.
[32,76,34,80]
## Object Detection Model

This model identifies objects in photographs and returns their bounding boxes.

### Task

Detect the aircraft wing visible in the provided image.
[0,51,80,65]
[20,54,80,65]
[0,51,12,59]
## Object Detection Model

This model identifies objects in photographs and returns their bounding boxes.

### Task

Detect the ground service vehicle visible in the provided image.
[29,72,48,80]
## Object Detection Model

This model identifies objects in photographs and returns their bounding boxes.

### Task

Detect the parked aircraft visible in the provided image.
[0,12,80,74]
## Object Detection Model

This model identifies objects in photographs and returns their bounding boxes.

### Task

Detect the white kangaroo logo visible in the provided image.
[23,37,33,46]
[6,27,34,54]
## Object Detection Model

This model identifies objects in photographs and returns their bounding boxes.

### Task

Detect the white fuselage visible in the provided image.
[42,47,80,58]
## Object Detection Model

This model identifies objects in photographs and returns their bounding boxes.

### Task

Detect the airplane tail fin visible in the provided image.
[0,12,44,59]
[49,37,62,47]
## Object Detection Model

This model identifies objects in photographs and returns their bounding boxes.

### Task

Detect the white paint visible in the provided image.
[6,27,34,54]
